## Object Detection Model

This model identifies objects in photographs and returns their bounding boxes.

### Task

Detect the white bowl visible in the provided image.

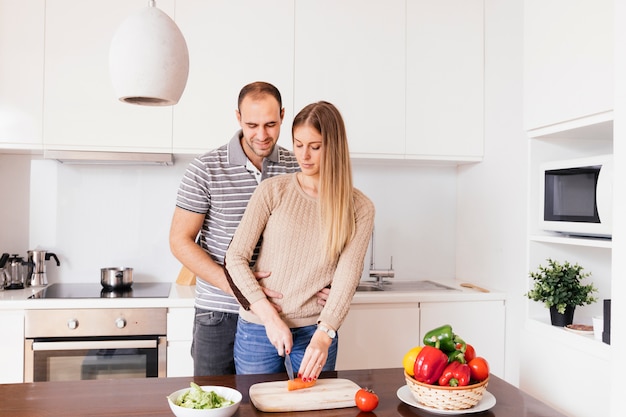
[167,385,242,417]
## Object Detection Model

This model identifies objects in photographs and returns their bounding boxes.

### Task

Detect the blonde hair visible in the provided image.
[292,101,355,262]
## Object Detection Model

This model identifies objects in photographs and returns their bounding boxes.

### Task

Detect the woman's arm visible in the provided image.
[299,192,376,381]
[225,181,274,306]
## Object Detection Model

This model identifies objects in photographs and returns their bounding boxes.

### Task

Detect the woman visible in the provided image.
[224,101,375,382]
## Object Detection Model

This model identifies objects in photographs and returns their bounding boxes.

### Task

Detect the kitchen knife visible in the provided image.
[284,353,294,380]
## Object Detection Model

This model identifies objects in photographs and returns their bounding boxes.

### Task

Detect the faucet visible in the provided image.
[368,228,395,285]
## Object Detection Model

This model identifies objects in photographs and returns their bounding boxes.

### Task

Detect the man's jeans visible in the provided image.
[234,317,338,375]
[191,307,238,376]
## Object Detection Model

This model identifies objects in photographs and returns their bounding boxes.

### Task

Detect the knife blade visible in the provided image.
[284,353,294,380]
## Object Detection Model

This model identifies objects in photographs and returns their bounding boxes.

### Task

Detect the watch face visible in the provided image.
[319,325,336,338]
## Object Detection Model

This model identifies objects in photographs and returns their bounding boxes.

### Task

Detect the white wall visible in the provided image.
[17,155,457,285]
[456,0,526,385]
[0,153,31,255]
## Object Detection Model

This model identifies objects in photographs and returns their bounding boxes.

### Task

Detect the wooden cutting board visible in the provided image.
[249,378,360,412]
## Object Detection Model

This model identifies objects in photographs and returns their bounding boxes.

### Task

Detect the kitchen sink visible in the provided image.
[355,284,384,291]
[356,280,459,292]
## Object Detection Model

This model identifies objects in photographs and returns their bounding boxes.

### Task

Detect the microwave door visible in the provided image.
[544,168,600,223]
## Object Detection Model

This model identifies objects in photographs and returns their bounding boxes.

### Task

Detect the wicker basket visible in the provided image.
[404,371,489,411]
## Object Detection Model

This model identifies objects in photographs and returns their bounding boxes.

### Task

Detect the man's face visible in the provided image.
[237,95,284,161]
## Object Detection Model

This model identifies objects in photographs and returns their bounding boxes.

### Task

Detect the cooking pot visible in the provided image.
[100,287,134,298]
[100,267,133,290]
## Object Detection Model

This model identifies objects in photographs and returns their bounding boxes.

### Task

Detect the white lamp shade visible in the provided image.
[109,5,189,106]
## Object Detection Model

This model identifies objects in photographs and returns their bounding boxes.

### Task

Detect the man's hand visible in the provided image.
[254,271,283,313]
[316,286,330,306]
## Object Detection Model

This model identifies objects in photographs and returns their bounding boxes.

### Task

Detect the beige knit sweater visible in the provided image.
[225,173,375,331]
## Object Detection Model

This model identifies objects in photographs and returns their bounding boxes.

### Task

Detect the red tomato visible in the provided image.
[464,344,476,363]
[468,357,490,382]
[355,388,379,412]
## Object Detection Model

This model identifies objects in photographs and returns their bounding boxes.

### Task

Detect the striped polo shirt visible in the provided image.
[175,131,300,313]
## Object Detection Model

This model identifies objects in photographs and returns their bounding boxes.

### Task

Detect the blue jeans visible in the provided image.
[234,318,339,375]
[191,308,238,376]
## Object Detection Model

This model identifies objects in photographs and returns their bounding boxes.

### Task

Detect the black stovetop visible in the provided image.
[28,282,172,299]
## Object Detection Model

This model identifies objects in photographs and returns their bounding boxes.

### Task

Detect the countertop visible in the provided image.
[0,368,566,417]
[0,280,505,310]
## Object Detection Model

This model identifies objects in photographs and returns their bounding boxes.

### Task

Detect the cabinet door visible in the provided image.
[420,300,505,377]
[0,0,44,149]
[166,307,194,377]
[406,0,484,161]
[173,0,295,154]
[43,0,173,152]
[0,310,25,383]
[523,0,613,132]
[336,303,420,370]
[294,0,406,157]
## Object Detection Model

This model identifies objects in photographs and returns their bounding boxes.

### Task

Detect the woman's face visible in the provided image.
[293,125,323,177]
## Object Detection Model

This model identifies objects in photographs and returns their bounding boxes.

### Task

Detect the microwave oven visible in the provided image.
[540,154,613,238]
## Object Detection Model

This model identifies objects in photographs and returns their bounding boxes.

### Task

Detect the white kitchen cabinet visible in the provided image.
[523,0,613,136]
[0,310,25,383]
[166,307,194,377]
[405,0,484,161]
[336,298,505,375]
[294,0,483,162]
[0,0,44,150]
[173,0,295,154]
[43,0,174,153]
[419,300,505,378]
[294,0,406,157]
[336,302,420,370]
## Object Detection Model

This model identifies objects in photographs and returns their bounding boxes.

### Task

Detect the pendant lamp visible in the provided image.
[109,0,189,106]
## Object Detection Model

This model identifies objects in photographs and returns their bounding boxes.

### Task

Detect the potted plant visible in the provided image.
[525,258,598,327]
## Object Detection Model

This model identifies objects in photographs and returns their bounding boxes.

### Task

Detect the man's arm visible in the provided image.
[169,207,232,293]
[169,207,284,307]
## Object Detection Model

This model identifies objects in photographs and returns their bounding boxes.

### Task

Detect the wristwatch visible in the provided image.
[317,324,336,339]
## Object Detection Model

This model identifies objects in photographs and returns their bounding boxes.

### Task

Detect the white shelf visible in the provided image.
[527,112,613,140]
[529,234,612,249]
[525,317,610,361]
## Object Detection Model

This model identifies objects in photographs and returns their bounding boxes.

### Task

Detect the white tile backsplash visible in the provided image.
[15,154,457,284]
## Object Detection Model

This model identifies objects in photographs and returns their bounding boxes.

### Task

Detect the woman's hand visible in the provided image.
[298,329,332,382]
[250,298,292,356]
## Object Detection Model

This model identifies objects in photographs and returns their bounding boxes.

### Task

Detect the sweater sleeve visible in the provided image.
[224,179,275,307]
[317,190,376,330]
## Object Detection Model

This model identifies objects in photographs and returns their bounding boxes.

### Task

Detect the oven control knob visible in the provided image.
[67,319,78,330]
[115,318,126,329]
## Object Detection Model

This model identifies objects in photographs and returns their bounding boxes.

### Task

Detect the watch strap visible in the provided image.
[317,324,336,339]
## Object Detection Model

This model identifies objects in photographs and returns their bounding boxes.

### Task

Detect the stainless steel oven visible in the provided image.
[24,308,167,382]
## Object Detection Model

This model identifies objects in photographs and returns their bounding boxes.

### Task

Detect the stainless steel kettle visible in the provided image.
[27,250,60,287]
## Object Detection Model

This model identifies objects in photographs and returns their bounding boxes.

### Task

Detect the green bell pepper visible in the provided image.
[423,324,466,353]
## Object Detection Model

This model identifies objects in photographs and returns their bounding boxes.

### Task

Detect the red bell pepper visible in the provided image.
[438,361,471,387]
[413,345,448,384]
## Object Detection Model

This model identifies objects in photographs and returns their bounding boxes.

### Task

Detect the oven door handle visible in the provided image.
[31,339,157,351]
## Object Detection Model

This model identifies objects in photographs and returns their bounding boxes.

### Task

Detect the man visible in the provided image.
[170,81,317,375]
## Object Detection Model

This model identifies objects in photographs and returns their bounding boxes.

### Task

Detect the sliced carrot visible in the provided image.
[287,378,317,391]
